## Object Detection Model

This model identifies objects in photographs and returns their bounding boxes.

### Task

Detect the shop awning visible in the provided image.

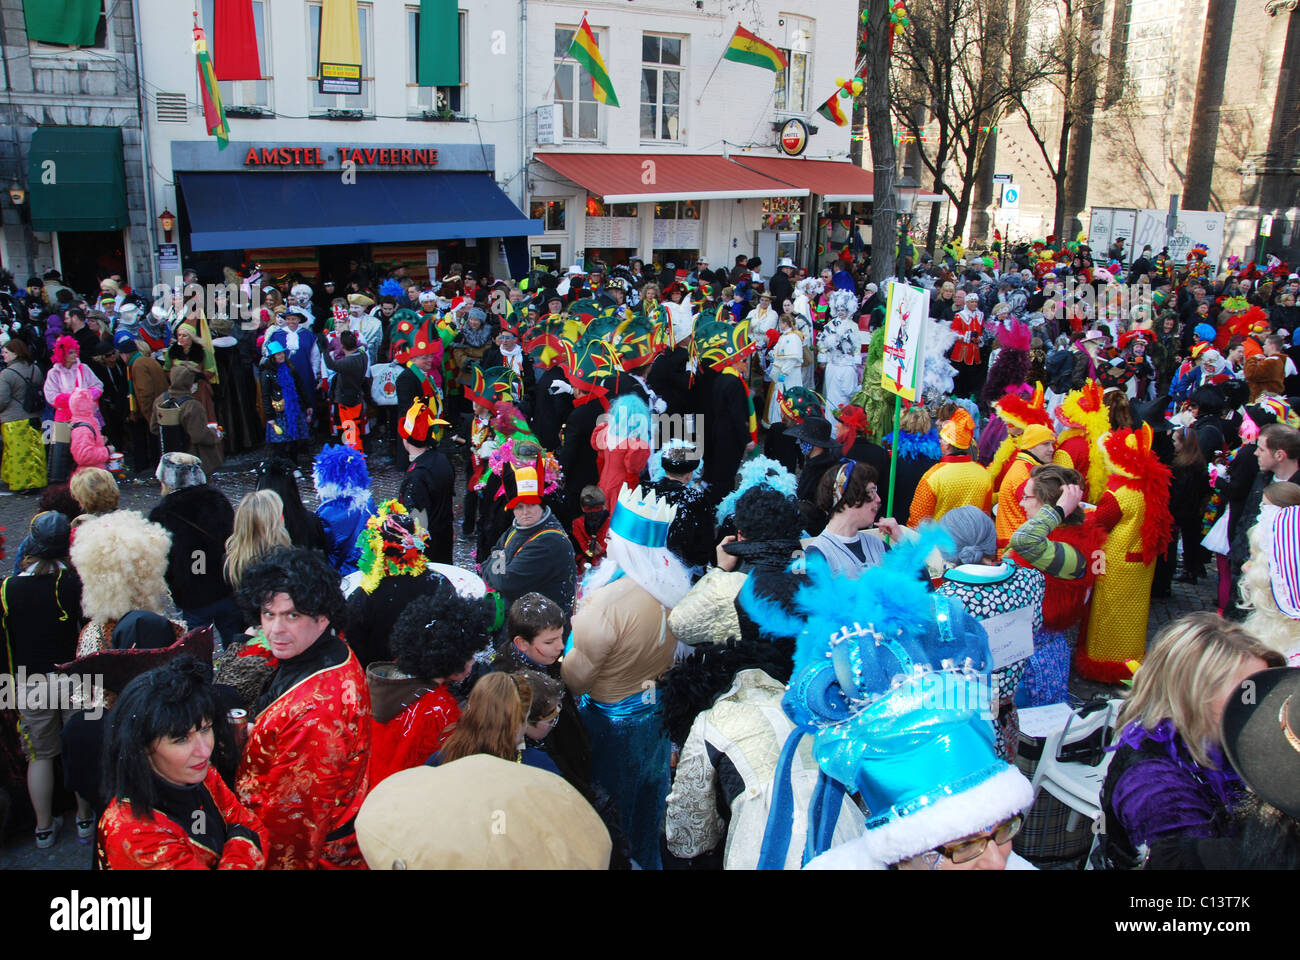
[178,171,542,251]
[728,155,877,202]
[27,126,129,232]
[535,152,808,203]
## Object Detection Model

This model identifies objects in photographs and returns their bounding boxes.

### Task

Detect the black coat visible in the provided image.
[148,484,235,610]
[0,568,83,673]
[346,571,452,668]
[479,347,536,414]
[646,346,694,418]
[530,366,573,451]
[482,510,576,615]
[701,369,751,499]
[399,447,455,563]
[557,400,603,517]
[768,270,794,308]
[763,422,802,476]
[648,477,716,570]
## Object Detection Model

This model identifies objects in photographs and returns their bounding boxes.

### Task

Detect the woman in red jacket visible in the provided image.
[98,657,268,870]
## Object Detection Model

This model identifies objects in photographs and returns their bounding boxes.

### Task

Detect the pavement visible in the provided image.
[0,437,1221,868]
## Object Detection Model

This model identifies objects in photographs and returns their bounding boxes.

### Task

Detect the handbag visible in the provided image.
[1201,509,1231,556]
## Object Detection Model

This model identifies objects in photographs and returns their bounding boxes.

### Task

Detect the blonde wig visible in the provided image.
[224,490,291,589]
[69,467,120,515]
[1118,612,1285,768]
[69,510,174,624]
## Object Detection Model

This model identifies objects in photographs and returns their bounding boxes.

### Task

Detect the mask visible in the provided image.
[798,440,814,456]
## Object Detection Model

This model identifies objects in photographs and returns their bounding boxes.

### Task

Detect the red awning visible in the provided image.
[534,152,808,203]
[727,155,876,202]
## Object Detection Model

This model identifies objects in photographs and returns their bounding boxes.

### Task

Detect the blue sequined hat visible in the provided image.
[743,533,1034,869]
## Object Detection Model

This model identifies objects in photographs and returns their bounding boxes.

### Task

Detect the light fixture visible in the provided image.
[894,175,920,217]
[159,207,175,241]
[8,182,25,206]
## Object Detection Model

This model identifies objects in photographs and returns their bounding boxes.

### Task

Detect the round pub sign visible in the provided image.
[778,119,809,157]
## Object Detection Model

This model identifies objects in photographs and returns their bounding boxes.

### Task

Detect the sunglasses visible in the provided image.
[933,814,1023,864]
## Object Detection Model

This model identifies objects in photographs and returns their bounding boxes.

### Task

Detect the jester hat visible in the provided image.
[355,499,429,595]
[779,386,825,426]
[460,364,522,409]
[398,397,450,446]
[696,317,756,370]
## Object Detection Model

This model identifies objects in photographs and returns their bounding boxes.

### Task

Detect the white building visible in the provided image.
[138,0,534,284]
[522,0,868,276]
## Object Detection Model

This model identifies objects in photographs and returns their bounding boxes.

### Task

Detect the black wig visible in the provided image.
[238,546,348,630]
[390,591,493,681]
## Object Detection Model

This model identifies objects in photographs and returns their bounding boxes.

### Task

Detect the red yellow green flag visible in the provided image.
[723,24,787,72]
[567,15,619,107]
[193,24,230,150]
[816,91,849,126]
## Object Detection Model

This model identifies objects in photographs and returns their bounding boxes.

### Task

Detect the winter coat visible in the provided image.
[0,360,43,423]
[128,352,169,423]
[317,494,377,576]
[148,484,236,611]
[68,389,110,474]
[483,509,576,615]
[153,365,224,477]
[399,447,455,563]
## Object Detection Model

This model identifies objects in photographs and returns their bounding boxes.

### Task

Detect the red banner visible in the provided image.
[213,0,261,81]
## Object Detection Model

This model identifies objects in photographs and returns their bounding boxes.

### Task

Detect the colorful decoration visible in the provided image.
[568,14,619,106]
[724,23,788,72]
[193,19,230,150]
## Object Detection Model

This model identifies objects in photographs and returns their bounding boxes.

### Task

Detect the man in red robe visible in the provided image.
[236,548,371,869]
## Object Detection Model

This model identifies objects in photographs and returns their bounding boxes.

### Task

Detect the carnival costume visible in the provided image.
[1077,425,1174,682]
[818,290,862,418]
[993,424,1057,551]
[908,409,992,526]
[1053,381,1108,501]
[313,445,377,576]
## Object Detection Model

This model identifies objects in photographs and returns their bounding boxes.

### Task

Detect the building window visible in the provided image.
[586,196,639,218]
[774,18,812,114]
[200,0,272,110]
[653,201,699,219]
[529,200,567,232]
[307,1,373,114]
[407,7,466,116]
[1122,0,1174,102]
[555,26,602,140]
[30,0,109,52]
[641,34,682,142]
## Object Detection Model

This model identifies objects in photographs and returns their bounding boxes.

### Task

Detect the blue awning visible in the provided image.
[178,171,542,251]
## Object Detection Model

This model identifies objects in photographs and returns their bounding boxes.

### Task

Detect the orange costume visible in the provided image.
[986,385,1053,492]
[996,451,1046,551]
[1077,425,1174,682]
[909,408,991,526]
[236,635,372,869]
[1054,381,1108,501]
[99,766,269,870]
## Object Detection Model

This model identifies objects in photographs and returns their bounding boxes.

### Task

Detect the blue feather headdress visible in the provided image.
[313,444,373,511]
[883,426,941,461]
[714,456,798,525]
[606,393,651,446]
[378,279,405,300]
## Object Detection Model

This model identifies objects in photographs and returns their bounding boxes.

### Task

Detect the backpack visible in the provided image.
[17,369,43,414]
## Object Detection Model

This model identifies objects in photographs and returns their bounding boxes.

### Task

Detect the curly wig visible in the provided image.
[102,656,231,819]
[238,546,348,630]
[390,590,491,681]
[734,485,802,542]
[70,510,173,623]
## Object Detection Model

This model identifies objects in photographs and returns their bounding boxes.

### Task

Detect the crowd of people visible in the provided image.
[1,231,1299,871]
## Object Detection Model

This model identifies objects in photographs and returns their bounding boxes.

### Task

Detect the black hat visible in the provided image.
[784,416,841,452]
[661,443,701,473]
[1245,403,1281,428]
[1137,394,1173,433]
[1190,385,1225,416]
[1221,667,1300,819]
[93,339,117,358]
[27,511,71,561]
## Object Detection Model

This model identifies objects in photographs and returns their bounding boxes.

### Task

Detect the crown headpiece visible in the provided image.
[609,484,678,549]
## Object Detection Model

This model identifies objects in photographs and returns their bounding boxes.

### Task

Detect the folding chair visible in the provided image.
[1029,698,1124,833]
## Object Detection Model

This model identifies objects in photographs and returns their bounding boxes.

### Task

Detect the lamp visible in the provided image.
[8,182,25,206]
[159,207,175,242]
[894,175,920,218]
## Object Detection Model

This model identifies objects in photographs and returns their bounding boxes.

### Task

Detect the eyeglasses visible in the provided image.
[933,814,1023,864]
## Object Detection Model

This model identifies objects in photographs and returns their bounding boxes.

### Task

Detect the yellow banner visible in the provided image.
[320,0,360,70]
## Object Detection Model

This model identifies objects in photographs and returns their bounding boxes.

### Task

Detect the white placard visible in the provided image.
[1017,702,1075,739]
[880,280,930,401]
[981,605,1035,670]
[677,219,701,247]
[653,219,669,246]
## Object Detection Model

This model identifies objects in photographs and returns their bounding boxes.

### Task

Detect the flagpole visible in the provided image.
[695,23,737,104]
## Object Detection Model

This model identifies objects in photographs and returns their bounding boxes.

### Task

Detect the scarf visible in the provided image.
[271,361,304,438]
[499,343,524,376]
[723,365,757,443]
[461,323,493,348]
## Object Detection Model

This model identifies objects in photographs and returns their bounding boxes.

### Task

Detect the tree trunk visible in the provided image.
[1182,0,1232,210]
[865,0,897,284]
[1053,113,1072,237]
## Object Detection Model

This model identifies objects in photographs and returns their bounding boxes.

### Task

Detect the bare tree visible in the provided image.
[864,0,898,283]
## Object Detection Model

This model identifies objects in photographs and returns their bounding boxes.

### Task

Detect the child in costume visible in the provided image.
[68,387,111,476]
[571,485,610,576]
[313,444,377,576]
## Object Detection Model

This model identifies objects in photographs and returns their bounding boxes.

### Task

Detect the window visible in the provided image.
[774,18,812,114]
[653,201,699,219]
[407,7,466,115]
[1122,0,1174,103]
[587,197,639,217]
[529,200,567,232]
[30,0,108,52]
[200,0,272,110]
[641,34,682,142]
[307,2,373,114]
[555,27,602,140]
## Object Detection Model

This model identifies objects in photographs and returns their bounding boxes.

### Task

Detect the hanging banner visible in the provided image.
[417,0,460,88]
[213,0,262,81]
[880,280,929,401]
[319,0,362,94]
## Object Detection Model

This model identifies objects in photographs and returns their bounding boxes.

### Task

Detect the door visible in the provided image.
[56,230,126,299]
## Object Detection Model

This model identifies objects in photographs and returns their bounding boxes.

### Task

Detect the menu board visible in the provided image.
[651,219,702,249]
[585,216,640,248]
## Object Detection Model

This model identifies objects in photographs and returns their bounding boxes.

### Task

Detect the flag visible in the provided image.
[567,15,618,106]
[213,0,262,81]
[194,25,230,150]
[723,24,787,72]
[22,0,100,47]
[816,91,849,126]
[417,0,460,88]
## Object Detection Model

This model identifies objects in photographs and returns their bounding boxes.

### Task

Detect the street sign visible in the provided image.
[1002,184,1020,209]
[1261,214,1274,237]
[993,173,1012,184]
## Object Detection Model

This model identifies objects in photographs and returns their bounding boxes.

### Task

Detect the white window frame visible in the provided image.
[29,0,111,57]
[554,25,605,142]
[1122,0,1174,103]
[529,199,568,233]
[406,6,467,117]
[307,1,375,115]
[199,0,274,111]
[774,17,813,116]
[640,33,684,143]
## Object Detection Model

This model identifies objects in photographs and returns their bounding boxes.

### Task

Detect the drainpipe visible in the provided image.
[131,0,160,286]
[519,0,528,209]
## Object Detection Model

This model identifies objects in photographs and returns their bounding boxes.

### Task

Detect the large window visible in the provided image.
[529,200,567,231]
[201,0,272,110]
[653,201,699,219]
[641,34,682,142]
[307,1,373,114]
[555,26,602,140]
[407,7,466,115]
[1122,0,1174,103]
[774,18,812,114]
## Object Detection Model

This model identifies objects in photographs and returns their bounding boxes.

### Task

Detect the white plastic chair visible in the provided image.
[1029,698,1124,832]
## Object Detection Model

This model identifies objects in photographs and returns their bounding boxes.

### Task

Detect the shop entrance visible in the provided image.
[56,231,126,298]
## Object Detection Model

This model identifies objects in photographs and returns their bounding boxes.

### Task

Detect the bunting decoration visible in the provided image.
[193,21,230,151]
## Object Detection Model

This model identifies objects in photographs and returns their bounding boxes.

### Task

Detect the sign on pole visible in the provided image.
[881,280,930,402]
[1261,214,1274,237]
[1002,184,1020,209]
[993,173,1012,184]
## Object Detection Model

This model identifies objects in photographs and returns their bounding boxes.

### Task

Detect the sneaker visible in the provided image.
[35,816,63,849]
[76,817,95,843]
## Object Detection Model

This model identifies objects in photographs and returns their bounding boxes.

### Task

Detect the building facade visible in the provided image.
[0,0,150,295]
